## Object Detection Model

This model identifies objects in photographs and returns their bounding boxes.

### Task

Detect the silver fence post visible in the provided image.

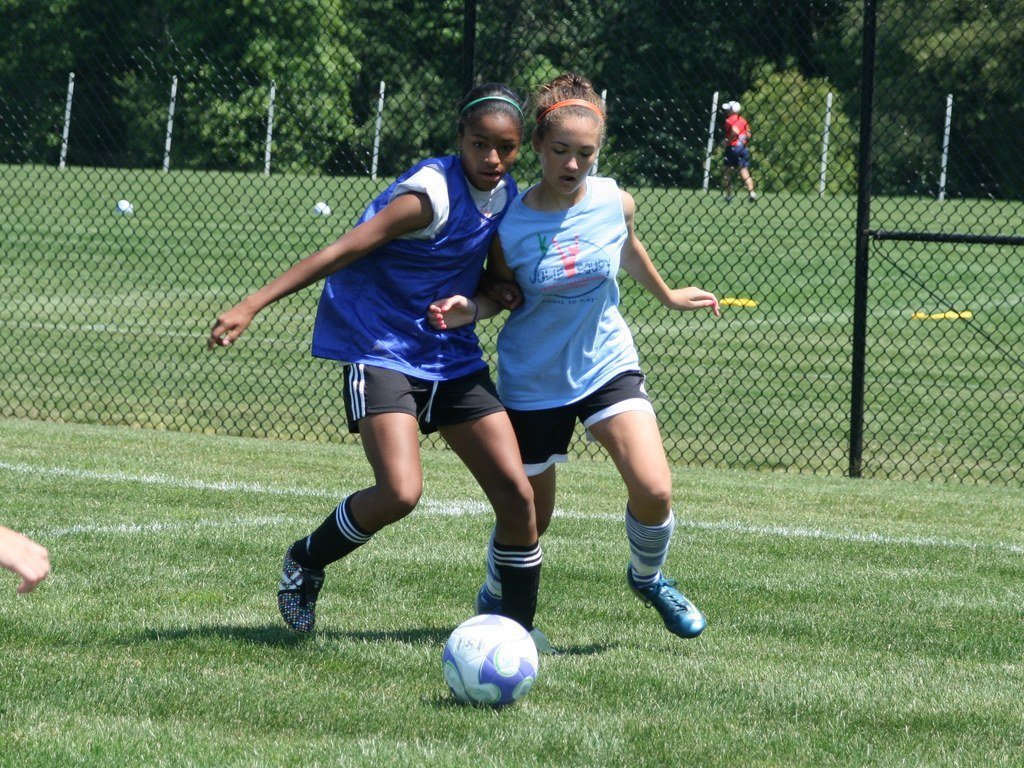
[702,90,720,192]
[591,88,608,176]
[163,75,179,173]
[371,80,386,180]
[938,93,953,201]
[59,72,75,169]
[819,91,833,197]
[264,80,276,176]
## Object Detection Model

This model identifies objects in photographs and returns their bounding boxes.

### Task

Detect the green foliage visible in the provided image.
[586,1,741,187]
[342,0,467,176]
[138,0,363,172]
[1,0,1021,195]
[0,0,76,163]
[865,0,1024,196]
[0,0,363,171]
[739,63,857,195]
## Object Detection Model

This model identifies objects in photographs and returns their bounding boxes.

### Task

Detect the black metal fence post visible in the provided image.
[849,0,878,479]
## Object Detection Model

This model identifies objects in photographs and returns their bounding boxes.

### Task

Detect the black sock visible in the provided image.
[291,496,372,570]
[492,541,542,631]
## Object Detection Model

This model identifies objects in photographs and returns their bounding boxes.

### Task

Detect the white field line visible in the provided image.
[1,459,1021,555]
[1,319,200,340]
[0,319,297,347]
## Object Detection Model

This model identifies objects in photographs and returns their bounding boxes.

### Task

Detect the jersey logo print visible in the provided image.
[551,235,580,277]
[530,232,611,301]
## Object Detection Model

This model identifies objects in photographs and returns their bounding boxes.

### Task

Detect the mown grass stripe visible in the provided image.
[4,459,1019,555]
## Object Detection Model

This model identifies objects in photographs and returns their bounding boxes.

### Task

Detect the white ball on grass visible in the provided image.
[115,199,134,215]
[442,614,538,707]
[312,201,332,217]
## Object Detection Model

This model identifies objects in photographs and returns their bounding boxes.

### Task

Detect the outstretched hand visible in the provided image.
[427,295,477,331]
[207,303,257,349]
[0,526,50,594]
[666,287,721,317]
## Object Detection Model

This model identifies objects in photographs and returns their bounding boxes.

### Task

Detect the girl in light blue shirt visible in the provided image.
[430,73,720,645]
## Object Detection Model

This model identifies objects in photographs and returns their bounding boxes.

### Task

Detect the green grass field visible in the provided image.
[1,163,1022,482]
[1,417,1022,767]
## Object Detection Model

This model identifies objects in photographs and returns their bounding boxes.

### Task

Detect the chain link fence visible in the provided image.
[1,0,1021,483]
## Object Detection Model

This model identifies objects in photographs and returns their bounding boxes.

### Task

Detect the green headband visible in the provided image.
[460,95,524,116]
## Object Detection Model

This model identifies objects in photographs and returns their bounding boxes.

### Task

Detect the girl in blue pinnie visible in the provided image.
[209,84,544,643]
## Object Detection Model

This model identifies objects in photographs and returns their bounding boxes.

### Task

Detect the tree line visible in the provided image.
[1,0,1020,197]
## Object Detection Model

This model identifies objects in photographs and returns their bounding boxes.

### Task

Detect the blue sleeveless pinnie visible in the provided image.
[311,155,516,381]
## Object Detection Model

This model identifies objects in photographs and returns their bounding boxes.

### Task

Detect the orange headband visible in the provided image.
[536,98,604,124]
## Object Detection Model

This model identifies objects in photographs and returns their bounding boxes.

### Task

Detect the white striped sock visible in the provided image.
[335,496,372,545]
[627,506,674,587]
[492,541,542,568]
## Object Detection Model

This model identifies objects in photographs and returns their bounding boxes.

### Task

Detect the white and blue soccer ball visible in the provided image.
[312,201,332,217]
[115,199,134,215]
[442,614,538,707]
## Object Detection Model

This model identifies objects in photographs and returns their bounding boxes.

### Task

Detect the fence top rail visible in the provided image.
[868,230,1024,247]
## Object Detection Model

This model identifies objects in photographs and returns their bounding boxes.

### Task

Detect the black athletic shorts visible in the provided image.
[506,371,654,476]
[342,363,504,435]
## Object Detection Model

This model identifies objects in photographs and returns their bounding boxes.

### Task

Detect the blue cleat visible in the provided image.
[474,584,502,615]
[627,568,706,639]
[277,547,325,633]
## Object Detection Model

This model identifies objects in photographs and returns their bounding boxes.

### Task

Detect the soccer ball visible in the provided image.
[312,201,332,217]
[115,199,134,215]
[442,614,538,707]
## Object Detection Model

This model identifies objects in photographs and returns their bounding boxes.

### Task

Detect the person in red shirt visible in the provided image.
[721,101,757,202]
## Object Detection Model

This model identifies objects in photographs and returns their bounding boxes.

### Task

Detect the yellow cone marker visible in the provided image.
[720,297,758,307]
[911,310,972,320]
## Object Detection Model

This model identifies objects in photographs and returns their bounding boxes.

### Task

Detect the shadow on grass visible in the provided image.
[139,624,453,647]
[139,624,314,647]
[428,693,531,711]
[138,624,613,656]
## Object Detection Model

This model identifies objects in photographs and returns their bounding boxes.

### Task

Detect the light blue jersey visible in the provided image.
[496,177,639,409]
